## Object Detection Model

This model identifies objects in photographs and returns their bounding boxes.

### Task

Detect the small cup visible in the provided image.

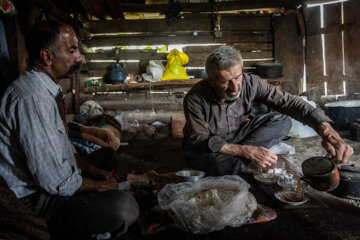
[282,183,305,202]
[257,164,275,179]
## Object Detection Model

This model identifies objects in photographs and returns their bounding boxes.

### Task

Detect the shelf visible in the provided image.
[81,78,293,93]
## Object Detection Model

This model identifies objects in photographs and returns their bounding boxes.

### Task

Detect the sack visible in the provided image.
[157,175,257,234]
[161,49,189,81]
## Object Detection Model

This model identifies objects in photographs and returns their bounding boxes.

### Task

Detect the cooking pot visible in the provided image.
[331,164,360,200]
[301,155,340,192]
[255,62,283,79]
[325,100,360,130]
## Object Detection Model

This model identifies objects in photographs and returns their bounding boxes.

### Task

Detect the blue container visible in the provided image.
[110,63,128,83]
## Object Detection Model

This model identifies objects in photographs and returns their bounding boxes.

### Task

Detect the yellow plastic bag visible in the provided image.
[161,49,189,81]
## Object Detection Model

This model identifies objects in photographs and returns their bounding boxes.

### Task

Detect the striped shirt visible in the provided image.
[0,70,82,198]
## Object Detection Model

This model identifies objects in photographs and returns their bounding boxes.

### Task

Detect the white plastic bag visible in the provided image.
[141,60,165,82]
[157,175,257,234]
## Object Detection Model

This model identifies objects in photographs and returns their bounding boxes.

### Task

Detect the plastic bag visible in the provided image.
[161,49,189,81]
[157,175,257,234]
[141,60,165,82]
[80,100,103,117]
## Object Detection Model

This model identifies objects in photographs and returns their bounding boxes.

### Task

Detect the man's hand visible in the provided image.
[87,167,113,180]
[77,177,118,193]
[219,143,277,167]
[75,154,113,180]
[318,122,354,164]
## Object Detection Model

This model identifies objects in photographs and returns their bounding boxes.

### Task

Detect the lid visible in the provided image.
[302,157,333,175]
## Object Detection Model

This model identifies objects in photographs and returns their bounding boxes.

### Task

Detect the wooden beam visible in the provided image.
[105,0,124,20]
[308,23,360,36]
[116,0,301,13]
[78,0,109,20]
[183,43,273,52]
[81,79,201,93]
[186,51,273,63]
[32,0,71,22]
[83,15,272,33]
[83,33,273,48]
[84,50,167,61]
[81,77,290,93]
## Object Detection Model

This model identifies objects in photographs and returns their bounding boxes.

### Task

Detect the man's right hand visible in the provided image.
[219,143,277,167]
[76,177,118,193]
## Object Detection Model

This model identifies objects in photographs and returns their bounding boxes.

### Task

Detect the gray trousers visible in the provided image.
[183,112,292,176]
[22,190,139,240]
[21,148,139,239]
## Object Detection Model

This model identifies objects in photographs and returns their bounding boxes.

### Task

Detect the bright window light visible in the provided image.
[307,0,348,8]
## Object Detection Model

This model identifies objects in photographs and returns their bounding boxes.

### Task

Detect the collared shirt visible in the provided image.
[0,70,82,198]
[183,73,332,153]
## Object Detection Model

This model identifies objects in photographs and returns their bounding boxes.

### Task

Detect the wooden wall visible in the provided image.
[79,13,274,85]
[304,0,360,95]
[274,13,303,95]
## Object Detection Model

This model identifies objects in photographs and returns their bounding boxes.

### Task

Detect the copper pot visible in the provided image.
[301,155,340,192]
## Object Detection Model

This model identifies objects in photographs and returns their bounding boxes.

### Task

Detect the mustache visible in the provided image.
[68,62,81,74]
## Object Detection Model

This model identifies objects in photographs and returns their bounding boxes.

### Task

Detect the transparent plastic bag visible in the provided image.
[157,175,257,234]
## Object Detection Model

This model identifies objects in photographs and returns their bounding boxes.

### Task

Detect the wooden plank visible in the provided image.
[323,4,342,77]
[32,0,71,22]
[344,0,360,25]
[84,15,272,33]
[344,30,360,75]
[304,6,320,37]
[87,62,139,70]
[324,32,342,77]
[222,15,272,31]
[81,79,201,93]
[326,81,344,95]
[84,50,167,61]
[84,16,211,33]
[80,77,290,93]
[274,14,303,93]
[82,70,108,77]
[306,35,324,84]
[306,2,360,36]
[104,0,124,20]
[185,51,273,66]
[346,80,360,94]
[78,0,109,20]
[183,43,273,53]
[115,1,302,13]
[83,33,273,48]
[324,2,341,27]
[186,59,273,68]
[307,23,360,36]
[85,14,273,30]
[307,75,355,83]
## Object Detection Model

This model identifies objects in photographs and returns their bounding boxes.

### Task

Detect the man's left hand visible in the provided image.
[318,122,354,164]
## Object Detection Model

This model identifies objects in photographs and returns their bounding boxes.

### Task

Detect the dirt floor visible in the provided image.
[114,130,360,240]
[117,130,360,179]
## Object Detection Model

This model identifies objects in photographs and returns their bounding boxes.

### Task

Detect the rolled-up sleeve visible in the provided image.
[16,95,82,196]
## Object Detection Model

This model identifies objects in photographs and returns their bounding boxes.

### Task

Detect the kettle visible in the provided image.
[301,154,340,192]
[110,63,128,84]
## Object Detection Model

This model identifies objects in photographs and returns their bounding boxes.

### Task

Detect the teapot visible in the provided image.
[110,63,128,84]
[301,154,340,191]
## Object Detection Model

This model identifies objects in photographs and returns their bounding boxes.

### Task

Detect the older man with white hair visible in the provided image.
[182,45,353,176]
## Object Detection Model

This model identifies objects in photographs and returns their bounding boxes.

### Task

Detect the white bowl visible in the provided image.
[175,170,205,182]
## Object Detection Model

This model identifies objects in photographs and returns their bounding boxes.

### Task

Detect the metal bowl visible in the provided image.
[175,170,205,183]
